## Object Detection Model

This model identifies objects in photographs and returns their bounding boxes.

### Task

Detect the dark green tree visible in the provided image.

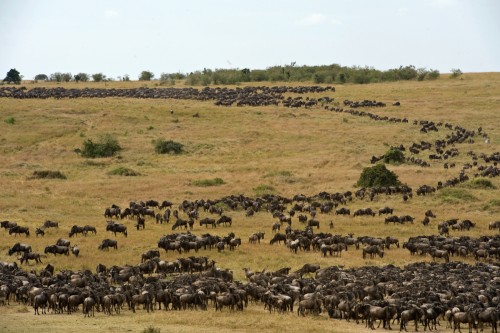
[3,68,22,84]
[139,71,154,81]
[34,74,48,81]
[92,73,105,82]
[357,164,401,188]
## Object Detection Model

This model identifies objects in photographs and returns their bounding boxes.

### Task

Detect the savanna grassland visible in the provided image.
[0,73,499,333]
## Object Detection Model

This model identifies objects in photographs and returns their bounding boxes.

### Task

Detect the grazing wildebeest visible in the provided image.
[1,220,17,230]
[8,243,32,255]
[200,218,216,228]
[19,252,43,264]
[9,225,30,237]
[217,215,232,226]
[272,222,281,232]
[44,245,69,256]
[43,220,59,228]
[98,239,117,250]
[141,249,160,262]
[56,238,70,247]
[106,222,127,237]
[378,206,394,215]
[172,219,188,230]
[270,233,287,245]
[69,225,87,237]
[299,263,320,277]
[83,225,97,234]
[136,216,145,230]
[362,245,384,259]
[335,208,350,215]
[35,228,45,237]
[308,219,320,229]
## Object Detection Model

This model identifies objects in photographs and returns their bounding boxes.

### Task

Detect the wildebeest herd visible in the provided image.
[0,83,499,332]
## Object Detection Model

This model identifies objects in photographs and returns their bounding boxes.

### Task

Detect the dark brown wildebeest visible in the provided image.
[8,243,32,255]
[98,239,117,250]
[106,222,127,237]
[19,252,43,264]
[9,225,30,237]
[362,245,384,259]
[44,245,69,256]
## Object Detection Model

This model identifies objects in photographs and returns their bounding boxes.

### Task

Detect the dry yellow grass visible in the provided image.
[0,74,499,332]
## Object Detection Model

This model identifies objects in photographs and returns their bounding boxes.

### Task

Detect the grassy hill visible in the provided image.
[0,73,499,332]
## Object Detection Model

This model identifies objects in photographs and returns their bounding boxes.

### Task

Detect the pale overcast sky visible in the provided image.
[1,0,499,80]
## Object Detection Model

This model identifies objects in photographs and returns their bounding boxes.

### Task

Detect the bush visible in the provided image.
[108,167,140,176]
[437,188,476,204]
[191,178,225,187]
[80,134,121,158]
[154,139,183,154]
[30,170,67,179]
[357,164,401,188]
[254,184,276,196]
[383,148,405,164]
[4,117,15,124]
[450,68,463,78]
[463,178,496,189]
[141,326,160,333]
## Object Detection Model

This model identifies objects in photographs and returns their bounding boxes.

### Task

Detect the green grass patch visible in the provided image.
[154,139,184,154]
[254,184,276,196]
[29,170,67,179]
[191,177,225,187]
[80,134,122,158]
[108,167,141,176]
[4,117,15,124]
[462,178,496,189]
[437,188,477,204]
[263,170,293,178]
[481,199,500,212]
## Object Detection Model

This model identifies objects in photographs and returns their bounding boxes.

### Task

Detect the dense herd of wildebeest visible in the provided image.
[1,85,499,332]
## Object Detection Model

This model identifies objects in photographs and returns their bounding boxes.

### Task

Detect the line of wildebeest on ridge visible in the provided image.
[1,253,500,333]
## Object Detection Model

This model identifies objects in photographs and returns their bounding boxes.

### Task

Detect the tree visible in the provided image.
[139,71,154,81]
[34,74,48,81]
[92,73,105,82]
[76,73,89,82]
[50,72,63,82]
[61,73,72,82]
[122,74,130,81]
[357,164,401,188]
[3,68,22,84]
[450,68,463,78]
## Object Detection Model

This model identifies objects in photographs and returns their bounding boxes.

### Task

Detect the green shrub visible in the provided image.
[108,167,140,176]
[437,188,476,204]
[80,134,121,158]
[191,177,225,187]
[4,117,15,124]
[254,184,276,196]
[29,170,67,180]
[383,148,405,164]
[482,199,500,212]
[357,164,401,188]
[463,178,496,189]
[450,68,463,78]
[141,326,160,333]
[154,139,183,154]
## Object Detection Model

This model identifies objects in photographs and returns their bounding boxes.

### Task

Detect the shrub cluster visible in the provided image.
[357,164,401,188]
[108,167,140,176]
[30,170,67,179]
[154,139,183,154]
[383,148,405,164]
[191,178,225,187]
[80,134,121,158]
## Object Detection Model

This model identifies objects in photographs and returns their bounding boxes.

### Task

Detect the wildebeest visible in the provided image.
[98,239,117,250]
[335,208,350,215]
[71,245,80,257]
[106,222,127,237]
[56,238,70,247]
[8,243,32,255]
[19,252,43,264]
[400,306,425,331]
[9,225,30,237]
[69,225,87,237]
[270,233,287,245]
[43,220,59,228]
[362,245,384,259]
[131,292,153,313]
[33,291,49,315]
[308,219,320,229]
[35,228,45,237]
[378,206,394,215]
[217,215,232,226]
[83,296,96,317]
[172,219,189,230]
[83,225,97,234]
[44,245,69,256]
[141,249,160,262]
[200,218,216,228]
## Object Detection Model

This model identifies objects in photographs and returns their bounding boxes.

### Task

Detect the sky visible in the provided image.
[1,0,499,80]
